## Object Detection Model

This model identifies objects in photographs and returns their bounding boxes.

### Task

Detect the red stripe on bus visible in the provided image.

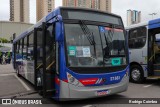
[63,79,68,83]
[55,77,60,85]
[114,29,123,32]
[105,27,123,32]
[79,78,98,85]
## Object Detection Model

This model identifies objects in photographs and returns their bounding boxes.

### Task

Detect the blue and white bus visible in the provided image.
[12,7,129,100]
[126,18,160,83]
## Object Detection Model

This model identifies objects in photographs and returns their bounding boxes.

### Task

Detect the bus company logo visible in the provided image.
[2,99,12,105]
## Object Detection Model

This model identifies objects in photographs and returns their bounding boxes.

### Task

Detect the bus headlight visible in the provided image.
[67,72,83,86]
[69,77,75,83]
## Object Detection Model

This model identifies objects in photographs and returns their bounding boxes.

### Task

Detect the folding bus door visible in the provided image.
[43,22,56,98]
[34,27,43,90]
[34,23,56,98]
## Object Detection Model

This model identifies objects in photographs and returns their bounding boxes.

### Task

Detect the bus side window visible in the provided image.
[128,27,146,49]
[23,36,27,60]
[27,32,34,60]
[19,39,23,59]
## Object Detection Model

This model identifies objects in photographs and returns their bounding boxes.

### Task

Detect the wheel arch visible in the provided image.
[130,62,144,73]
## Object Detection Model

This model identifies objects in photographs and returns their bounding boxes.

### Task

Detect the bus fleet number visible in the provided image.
[110,76,120,81]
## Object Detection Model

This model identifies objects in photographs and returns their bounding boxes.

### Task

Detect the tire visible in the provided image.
[130,65,145,83]
[16,66,21,77]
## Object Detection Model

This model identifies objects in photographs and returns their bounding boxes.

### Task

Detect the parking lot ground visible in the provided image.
[0,64,35,98]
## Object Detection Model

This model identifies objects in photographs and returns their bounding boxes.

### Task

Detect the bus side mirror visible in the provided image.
[55,15,63,42]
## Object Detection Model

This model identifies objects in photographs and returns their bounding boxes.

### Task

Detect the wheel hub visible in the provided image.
[132,69,141,81]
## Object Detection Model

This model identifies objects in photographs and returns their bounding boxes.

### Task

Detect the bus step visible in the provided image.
[147,76,160,79]
[153,64,160,70]
[154,70,160,76]
[45,89,56,98]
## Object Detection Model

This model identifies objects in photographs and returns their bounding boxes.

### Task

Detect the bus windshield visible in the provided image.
[65,22,126,67]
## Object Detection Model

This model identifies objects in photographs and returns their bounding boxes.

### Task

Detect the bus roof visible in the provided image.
[125,22,148,30]
[126,18,160,30]
[148,18,160,29]
[149,18,160,25]
[13,7,122,44]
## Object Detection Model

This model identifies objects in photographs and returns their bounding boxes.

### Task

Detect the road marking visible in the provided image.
[143,84,153,88]
[14,75,31,91]
[0,73,15,77]
[82,105,93,107]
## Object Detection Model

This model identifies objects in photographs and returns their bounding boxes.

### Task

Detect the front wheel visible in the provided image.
[130,65,145,83]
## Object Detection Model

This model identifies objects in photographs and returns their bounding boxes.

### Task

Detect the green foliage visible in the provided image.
[0,38,9,43]
[7,52,11,57]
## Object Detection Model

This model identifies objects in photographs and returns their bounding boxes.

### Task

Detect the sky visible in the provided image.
[0,0,160,26]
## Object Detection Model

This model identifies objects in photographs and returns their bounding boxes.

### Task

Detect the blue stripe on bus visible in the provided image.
[149,18,160,29]
[149,23,160,29]
[65,66,129,86]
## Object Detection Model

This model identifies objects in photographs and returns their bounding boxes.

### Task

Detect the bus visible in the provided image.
[12,7,129,100]
[126,18,160,83]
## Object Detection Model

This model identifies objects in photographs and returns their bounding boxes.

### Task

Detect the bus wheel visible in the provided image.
[130,65,144,83]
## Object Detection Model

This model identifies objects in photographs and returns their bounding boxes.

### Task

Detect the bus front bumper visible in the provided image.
[59,75,129,100]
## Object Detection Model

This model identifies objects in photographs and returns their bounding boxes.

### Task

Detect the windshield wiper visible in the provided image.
[103,33,110,58]
[108,25,114,42]
[79,20,96,45]
[79,20,96,56]
[103,25,115,59]
[105,25,125,56]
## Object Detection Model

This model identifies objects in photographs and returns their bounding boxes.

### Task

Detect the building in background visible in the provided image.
[127,9,141,26]
[0,21,33,40]
[36,0,55,22]
[10,0,29,23]
[62,0,111,12]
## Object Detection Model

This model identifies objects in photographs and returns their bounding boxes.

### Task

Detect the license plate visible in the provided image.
[96,90,110,96]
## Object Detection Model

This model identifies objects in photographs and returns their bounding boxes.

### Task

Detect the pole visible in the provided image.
[149,13,157,19]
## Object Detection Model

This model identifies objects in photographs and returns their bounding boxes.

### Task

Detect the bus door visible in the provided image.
[43,22,56,97]
[34,27,43,91]
[148,28,160,76]
[34,22,56,97]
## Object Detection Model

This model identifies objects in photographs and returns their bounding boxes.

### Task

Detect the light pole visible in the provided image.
[149,13,157,19]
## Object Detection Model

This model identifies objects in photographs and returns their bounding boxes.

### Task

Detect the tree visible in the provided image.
[0,37,9,43]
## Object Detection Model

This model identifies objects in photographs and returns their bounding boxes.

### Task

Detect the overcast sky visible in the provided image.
[0,0,160,26]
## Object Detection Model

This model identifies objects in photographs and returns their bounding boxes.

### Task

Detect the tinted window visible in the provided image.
[23,36,27,60]
[128,27,147,49]
[155,34,160,41]
[27,32,34,60]
[16,41,20,53]
[19,39,23,55]
[46,25,56,70]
